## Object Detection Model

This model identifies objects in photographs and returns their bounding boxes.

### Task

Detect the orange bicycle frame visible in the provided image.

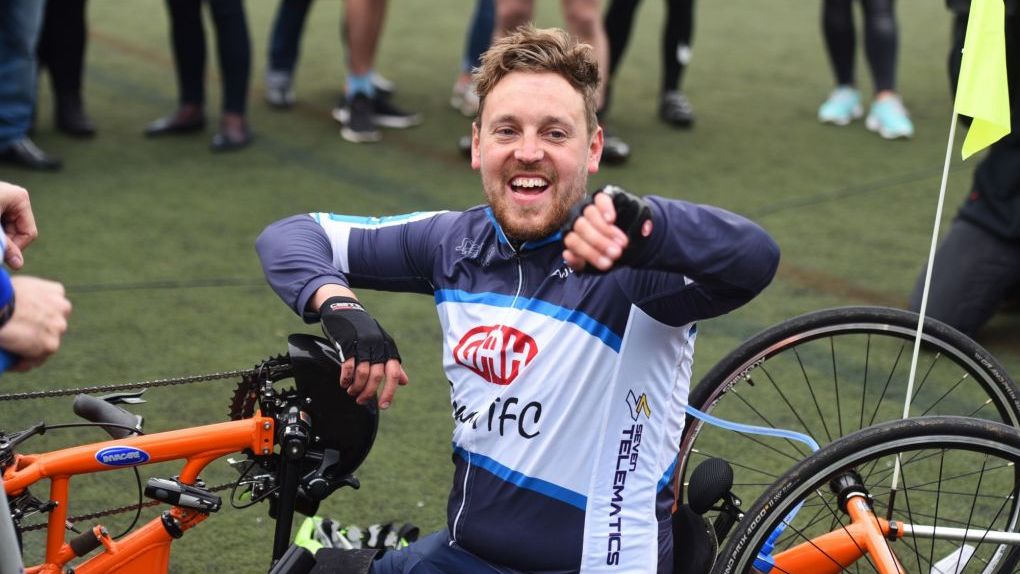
[3,415,275,574]
[770,493,905,574]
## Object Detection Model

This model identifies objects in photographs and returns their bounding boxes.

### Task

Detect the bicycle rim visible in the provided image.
[678,307,1020,545]
[714,417,1020,574]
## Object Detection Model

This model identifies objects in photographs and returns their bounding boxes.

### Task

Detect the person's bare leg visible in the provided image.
[495,0,533,40]
[345,0,386,76]
[563,0,608,109]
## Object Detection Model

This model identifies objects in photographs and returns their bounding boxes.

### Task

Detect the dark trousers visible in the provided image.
[165,0,251,115]
[605,0,694,93]
[462,0,495,73]
[268,0,313,73]
[910,219,1020,338]
[37,0,87,99]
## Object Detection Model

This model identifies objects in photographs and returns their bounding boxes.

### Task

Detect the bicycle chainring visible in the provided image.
[228,354,291,421]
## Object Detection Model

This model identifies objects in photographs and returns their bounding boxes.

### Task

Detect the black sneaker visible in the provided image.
[660,91,695,128]
[372,73,396,99]
[601,126,630,165]
[334,94,381,143]
[333,94,422,129]
[370,97,422,129]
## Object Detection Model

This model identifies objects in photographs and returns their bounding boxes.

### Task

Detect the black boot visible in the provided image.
[55,93,96,138]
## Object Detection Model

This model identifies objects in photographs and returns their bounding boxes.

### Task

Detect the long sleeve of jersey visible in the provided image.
[614,196,780,326]
[256,212,446,322]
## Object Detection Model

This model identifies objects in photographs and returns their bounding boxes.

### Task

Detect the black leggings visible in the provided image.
[165,0,251,115]
[821,0,897,93]
[605,0,694,93]
[37,0,87,98]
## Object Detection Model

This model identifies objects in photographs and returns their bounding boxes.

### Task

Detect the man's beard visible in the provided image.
[484,165,587,243]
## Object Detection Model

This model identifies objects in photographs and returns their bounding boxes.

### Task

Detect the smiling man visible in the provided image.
[257,27,779,574]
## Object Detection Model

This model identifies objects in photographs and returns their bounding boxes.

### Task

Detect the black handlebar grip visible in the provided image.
[73,394,142,440]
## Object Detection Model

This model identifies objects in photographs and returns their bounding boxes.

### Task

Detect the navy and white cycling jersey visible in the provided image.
[256,197,779,573]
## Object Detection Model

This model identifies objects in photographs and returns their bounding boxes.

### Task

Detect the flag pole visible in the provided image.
[889,107,960,498]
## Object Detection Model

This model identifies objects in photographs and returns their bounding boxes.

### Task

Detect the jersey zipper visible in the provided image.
[450,246,525,545]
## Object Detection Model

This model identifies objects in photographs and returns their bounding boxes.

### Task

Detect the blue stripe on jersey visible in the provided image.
[313,212,431,226]
[657,457,678,492]
[434,289,622,352]
[454,445,588,510]
[483,208,511,246]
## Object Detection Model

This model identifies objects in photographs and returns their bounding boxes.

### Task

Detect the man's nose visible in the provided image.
[514,134,544,163]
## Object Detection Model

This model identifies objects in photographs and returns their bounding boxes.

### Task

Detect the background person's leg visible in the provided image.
[168,0,206,110]
[659,0,695,126]
[817,0,863,126]
[910,219,1020,338]
[268,0,312,74]
[822,0,855,87]
[0,0,46,148]
[208,0,252,150]
[37,0,95,136]
[860,0,897,94]
[265,0,312,107]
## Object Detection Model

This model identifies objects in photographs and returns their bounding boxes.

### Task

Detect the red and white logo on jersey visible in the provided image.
[453,325,538,385]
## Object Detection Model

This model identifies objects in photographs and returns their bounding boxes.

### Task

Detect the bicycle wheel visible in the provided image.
[712,416,1020,574]
[678,307,1020,541]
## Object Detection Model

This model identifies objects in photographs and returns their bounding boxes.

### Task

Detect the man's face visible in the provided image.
[472,71,603,242]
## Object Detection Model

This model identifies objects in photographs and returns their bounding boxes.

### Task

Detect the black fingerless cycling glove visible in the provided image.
[319,296,401,364]
[562,185,652,267]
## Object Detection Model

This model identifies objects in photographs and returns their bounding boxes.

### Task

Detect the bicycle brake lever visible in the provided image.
[3,422,46,449]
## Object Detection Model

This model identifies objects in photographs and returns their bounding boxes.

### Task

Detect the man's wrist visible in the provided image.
[320,296,366,315]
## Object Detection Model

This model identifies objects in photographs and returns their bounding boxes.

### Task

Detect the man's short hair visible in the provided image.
[473,26,600,136]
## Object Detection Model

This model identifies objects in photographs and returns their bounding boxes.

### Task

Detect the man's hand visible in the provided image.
[0,182,38,269]
[562,186,653,272]
[0,276,71,372]
[318,294,408,409]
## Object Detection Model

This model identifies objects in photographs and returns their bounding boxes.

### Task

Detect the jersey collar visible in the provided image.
[484,207,563,252]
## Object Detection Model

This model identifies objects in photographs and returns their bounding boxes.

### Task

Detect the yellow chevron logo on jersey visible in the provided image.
[626,390,651,421]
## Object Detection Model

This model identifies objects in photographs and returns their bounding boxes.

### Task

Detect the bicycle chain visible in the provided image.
[0,369,259,402]
[0,367,295,401]
[5,357,293,531]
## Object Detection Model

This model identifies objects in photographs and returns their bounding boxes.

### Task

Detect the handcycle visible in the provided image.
[710,415,1020,574]
[670,306,1020,574]
[1,334,379,573]
[4,306,1017,573]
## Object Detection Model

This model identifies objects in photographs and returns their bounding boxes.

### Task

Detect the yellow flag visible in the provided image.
[956,0,1010,159]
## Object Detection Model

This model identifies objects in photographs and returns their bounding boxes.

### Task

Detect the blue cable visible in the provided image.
[686,406,820,453]
[686,405,819,573]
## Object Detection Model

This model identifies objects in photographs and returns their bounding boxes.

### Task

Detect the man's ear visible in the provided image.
[471,121,482,170]
[588,124,604,174]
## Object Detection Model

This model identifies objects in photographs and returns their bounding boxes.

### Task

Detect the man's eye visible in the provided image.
[494,127,516,136]
[547,130,567,140]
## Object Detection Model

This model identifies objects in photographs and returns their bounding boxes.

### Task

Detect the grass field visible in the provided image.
[2,0,1018,571]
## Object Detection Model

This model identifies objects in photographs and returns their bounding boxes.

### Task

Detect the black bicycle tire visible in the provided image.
[711,416,1020,574]
[678,306,1020,490]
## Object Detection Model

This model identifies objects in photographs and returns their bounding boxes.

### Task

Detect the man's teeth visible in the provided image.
[511,177,548,188]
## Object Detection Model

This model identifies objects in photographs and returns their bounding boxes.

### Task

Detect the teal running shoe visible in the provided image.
[866,95,915,140]
[817,87,863,126]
